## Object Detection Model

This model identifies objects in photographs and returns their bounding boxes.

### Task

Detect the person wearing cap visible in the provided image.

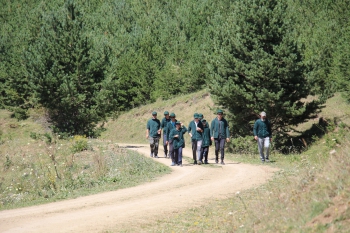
[146,111,161,158]
[253,111,272,162]
[210,109,230,165]
[188,113,204,165]
[200,119,212,164]
[166,113,177,162]
[198,113,210,128]
[161,111,171,158]
[169,121,187,166]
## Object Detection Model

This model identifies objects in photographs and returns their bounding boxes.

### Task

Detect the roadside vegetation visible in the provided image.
[0,110,170,210]
[113,93,350,232]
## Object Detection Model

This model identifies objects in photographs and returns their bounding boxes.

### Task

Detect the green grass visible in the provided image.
[0,110,171,210]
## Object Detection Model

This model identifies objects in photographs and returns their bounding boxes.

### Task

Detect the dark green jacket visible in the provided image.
[253,119,272,138]
[169,126,187,149]
[161,117,171,133]
[188,120,203,141]
[210,118,230,139]
[166,120,177,141]
[146,118,161,138]
[201,124,212,147]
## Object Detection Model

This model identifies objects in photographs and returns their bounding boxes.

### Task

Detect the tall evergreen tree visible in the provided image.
[25,0,111,136]
[207,0,322,144]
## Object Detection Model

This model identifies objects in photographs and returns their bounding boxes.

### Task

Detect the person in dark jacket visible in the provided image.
[210,109,230,165]
[188,113,204,165]
[253,111,272,162]
[166,113,177,162]
[169,121,187,166]
[146,111,161,158]
[200,119,211,164]
[161,111,171,158]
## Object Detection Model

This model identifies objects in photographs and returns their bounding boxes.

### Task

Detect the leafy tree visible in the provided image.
[25,0,112,136]
[207,0,322,146]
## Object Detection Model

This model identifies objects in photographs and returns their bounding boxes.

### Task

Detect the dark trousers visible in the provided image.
[200,146,209,162]
[214,138,226,161]
[163,134,168,156]
[150,137,160,156]
[168,141,174,162]
[174,147,183,165]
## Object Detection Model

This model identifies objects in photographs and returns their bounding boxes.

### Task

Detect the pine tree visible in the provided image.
[25,0,111,136]
[208,0,322,144]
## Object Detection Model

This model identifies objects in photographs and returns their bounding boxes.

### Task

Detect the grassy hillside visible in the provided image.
[102,90,216,144]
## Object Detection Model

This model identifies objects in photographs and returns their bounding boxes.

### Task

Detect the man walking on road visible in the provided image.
[253,111,272,162]
[188,113,204,165]
[166,113,177,163]
[146,111,161,158]
[210,110,230,165]
[161,111,171,158]
[201,119,211,164]
[169,121,187,166]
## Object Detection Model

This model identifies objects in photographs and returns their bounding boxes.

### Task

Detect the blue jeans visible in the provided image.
[174,147,183,165]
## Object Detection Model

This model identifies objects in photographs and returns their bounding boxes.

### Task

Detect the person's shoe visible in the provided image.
[164,153,167,158]
[265,158,270,162]
[150,153,153,157]
[204,161,209,164]
[171,162,175,166]
[221,160,225,165]
[193,160,197,165]
[261,160,265,163]
[215,160,218,164]
[179,164,183,167]
[198,161,202,165]
[154,154,159,158]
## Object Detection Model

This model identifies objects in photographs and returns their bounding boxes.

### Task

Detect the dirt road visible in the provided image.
[0,144,277,232]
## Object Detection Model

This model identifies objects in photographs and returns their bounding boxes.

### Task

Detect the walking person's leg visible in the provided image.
[192,140,197,164]
[172,148,178,166]
[203,147,209,164]
[149,137,154,157]
[214,139,220,163]
[220,138,226,165]
[178,147,183,166]
[264,137,270,161]
[257,137,265,162]
[153,137,160,158]
[169,142,174,165]
[163,134,168,158]
[197,140,203,164]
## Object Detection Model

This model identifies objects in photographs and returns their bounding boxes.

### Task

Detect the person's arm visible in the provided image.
[225,120,230,142]
[146,121,150,139]
[188,122,192,137]
[210,119,215,141]
[253,120,258,140]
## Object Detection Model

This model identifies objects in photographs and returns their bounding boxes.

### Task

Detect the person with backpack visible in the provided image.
[200,119,211,164]
[253,111,272,162]
[169,121,187,166]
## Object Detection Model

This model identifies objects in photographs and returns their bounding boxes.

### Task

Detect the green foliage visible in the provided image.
[207,0,323,148]
[70,135,89,153]
[25,1,112,136]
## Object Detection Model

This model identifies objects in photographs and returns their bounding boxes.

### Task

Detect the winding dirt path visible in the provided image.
[0,144,277,232]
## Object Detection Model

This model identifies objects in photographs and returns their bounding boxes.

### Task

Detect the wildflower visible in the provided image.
[236,191,240,195]
[228,212,233,215]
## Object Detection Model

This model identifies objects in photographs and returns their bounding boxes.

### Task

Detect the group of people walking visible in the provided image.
[146,110,230,166]
[146,110,272,166]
